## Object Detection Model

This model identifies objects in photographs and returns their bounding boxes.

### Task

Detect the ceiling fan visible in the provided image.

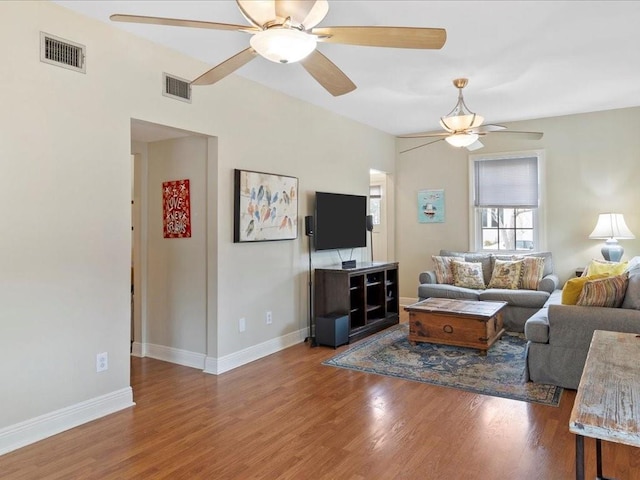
[399,78,544,153]
[110,0,446,97]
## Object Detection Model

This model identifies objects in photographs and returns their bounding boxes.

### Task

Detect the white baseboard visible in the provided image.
[0,387,134,456]
[131,341,144,357]
[144,343,206,370]
[132,328,306,375]
[205,328,306,375]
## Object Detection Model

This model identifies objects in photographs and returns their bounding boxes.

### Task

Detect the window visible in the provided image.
[369,185,382,225]
[470,151,544,252]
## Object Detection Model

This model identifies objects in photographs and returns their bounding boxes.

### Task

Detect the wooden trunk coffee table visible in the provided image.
[404,298,507,355]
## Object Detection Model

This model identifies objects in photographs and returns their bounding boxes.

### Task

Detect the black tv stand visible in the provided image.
[314,262,399,343]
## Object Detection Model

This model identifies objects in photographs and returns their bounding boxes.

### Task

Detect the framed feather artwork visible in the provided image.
[233,169,298,243]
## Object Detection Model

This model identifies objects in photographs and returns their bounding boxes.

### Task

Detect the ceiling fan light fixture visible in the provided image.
[439,78,484,132]
[445,133,479,148]
[302,0,330,28]
[250,28,317,64]
[439,113,484,132]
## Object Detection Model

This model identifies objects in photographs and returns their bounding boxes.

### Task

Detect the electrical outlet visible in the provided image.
[239,317,246,332]
[96,352,108,372]
[266,311,272,325]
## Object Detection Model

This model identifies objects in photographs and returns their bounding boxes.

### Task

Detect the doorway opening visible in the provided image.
[369,169,393,262]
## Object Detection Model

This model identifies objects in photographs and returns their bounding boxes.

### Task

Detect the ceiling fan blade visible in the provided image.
[492,130,544,140]
[466,140,484,151]
[469,124,506,134]
[398,131,449,139]
[300,50,356,96]
[109,14,258,32]
[311,26,446,49]
[192,48,258,86]
[399,138,445,154]
[275,0,318,24]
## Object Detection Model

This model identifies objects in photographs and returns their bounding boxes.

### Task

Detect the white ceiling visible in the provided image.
[55,1,640,136]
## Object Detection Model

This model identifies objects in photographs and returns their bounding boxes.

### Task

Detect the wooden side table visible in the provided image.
[569,330,640,479]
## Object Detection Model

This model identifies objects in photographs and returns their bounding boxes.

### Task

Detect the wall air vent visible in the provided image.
[163,73,192,103]
[40,32,86,73]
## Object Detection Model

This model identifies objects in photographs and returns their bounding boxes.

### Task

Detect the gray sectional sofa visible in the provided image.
[418,250,559,332]
[418,250,640,389]
[525,270,640,389]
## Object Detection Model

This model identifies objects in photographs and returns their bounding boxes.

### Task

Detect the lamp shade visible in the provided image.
[588,213,635,240]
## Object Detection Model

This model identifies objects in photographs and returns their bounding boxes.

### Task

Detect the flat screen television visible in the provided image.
[314,192,367,251]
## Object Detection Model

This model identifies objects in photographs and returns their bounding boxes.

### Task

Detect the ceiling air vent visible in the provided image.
[40,32,85,73]
[163,73,192,103]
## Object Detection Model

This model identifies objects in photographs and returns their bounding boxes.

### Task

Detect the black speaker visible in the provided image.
[366,215,374,232]
[305,215,313,236]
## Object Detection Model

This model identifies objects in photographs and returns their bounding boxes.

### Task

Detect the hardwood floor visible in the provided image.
[2,333,639,479]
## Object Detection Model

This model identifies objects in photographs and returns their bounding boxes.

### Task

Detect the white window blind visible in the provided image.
[474,156,538,207]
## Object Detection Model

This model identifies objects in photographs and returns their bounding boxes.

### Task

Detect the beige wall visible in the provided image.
[396,107,640,297]
[0,1,394,451]
[146,137,209,354]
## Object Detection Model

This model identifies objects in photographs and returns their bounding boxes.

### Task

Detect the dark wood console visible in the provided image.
[314,262,399,343]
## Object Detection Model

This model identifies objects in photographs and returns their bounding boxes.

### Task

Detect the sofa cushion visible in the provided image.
[561,273,609,305]
[576,273,629,308]
[524,308,550,343]
[441,250,492,285]
[583,259,628,277]
[491,251,554,278]
[526,252,553,278]
[544,289,563,306]
[479,289,550,308]
[432,255,464,284]
[621,270,640,310]
[451,260,486,289]
[488,259,523,289]
[519,256,546,290]
[418,283,480,301]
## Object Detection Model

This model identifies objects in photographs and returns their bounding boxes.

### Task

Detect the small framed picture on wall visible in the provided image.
[418,189,445,223]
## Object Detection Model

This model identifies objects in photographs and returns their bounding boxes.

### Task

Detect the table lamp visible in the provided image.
[588,213,635,262]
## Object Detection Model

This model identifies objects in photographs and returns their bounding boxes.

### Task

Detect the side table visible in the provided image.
[569,330,640,479]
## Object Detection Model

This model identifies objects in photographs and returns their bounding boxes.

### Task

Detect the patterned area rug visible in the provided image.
[323,323,563,406]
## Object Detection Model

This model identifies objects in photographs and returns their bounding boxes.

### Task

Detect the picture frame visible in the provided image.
[234,169,298,243]
[418,189,445,223]
[162,179,192,238]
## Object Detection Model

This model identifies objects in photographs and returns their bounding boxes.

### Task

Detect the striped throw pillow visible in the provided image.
[519,256,546,290]
[432,255,464,284]
[576,273,629,308]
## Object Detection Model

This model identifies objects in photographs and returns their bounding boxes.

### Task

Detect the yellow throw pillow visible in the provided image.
[561,273,609,305]
[583,259,628,277]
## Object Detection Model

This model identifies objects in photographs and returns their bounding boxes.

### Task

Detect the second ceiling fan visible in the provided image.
[400,78,544,153]
[111,0,447,97]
